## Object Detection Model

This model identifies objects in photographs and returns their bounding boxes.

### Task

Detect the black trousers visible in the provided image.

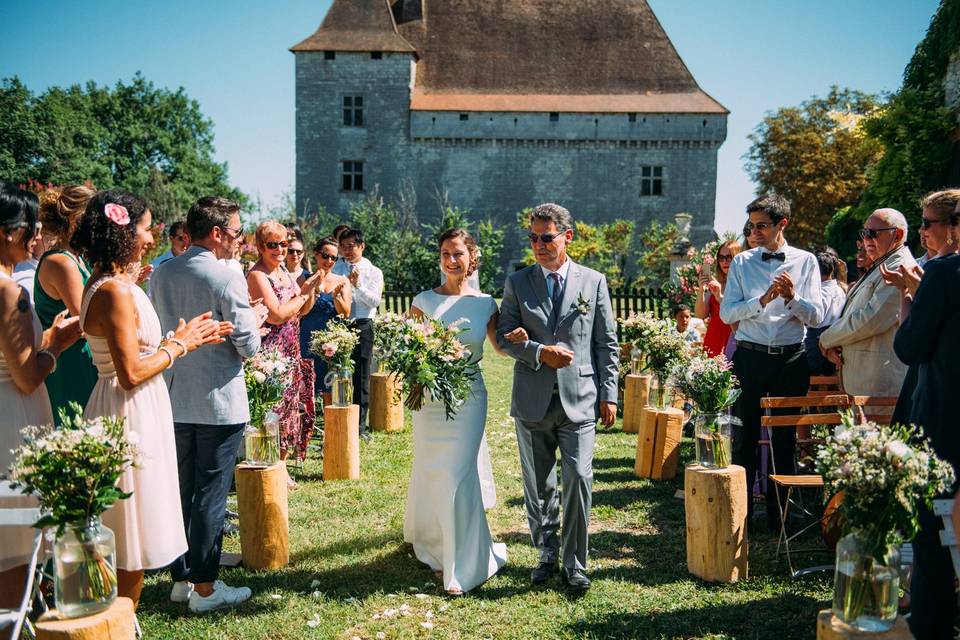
[731,346,810,524]
[350,319,374,428]
[169,422,245,584]
[908,492,956,640]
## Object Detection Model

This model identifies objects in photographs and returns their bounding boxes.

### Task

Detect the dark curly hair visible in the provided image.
[71,190,150,274]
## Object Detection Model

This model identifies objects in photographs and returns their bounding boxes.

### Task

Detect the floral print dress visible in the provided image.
[261,269,317,460]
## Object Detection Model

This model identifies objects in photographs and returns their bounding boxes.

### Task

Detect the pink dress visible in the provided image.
[261,269,316,461]
[80,276,187,571]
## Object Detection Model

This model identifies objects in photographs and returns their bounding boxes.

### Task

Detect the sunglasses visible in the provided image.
[744,222,775,233]
[920,217,956,229]
[287,249,304,255]
[264,241,289,250]
[716,254,733,262]
[528,232,564,244]
[6,220,42,236]
[858,227,897,239]
[221,226,243,240]
[317,252,337,261]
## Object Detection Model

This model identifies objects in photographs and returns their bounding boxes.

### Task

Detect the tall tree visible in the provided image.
[744,86,883,250]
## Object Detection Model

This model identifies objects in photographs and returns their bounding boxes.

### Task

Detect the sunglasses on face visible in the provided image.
[288,249,304,255]
[221,226,243,240]
[744,222,775,233]
[264,241,288,250]
[920,217,955,229]
[173,234,188,241]
[528,231,563,244]
[858,227,897,239]
[6,220,42,236]
[717,254,733,262]
[317,252,337,261]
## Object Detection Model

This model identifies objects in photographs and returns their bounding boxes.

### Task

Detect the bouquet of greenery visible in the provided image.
[663,240,721,309]
[668,355,740,467]
[8,403,140,603]
[243,347,293,463]
[375,314,478,420]
[618,311,662,346]
[309,318,360,373]
[639,318,690,380]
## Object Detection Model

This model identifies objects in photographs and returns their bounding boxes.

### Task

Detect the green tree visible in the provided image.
[634,220,681,287]
[745,86,883,250]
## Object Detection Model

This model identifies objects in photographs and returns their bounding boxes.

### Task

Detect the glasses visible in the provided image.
[528,232,563,244]
[340,242,358,251]
[173,234,188,241]
[716,254,733,262]
[288,249,304,256]
[744,222,775,233]
[220,225,243,240]
[920,217,955,229]
[317,252,337,261]
[6,220,42,236]
[264,241,289,250]
[859,227,897,239]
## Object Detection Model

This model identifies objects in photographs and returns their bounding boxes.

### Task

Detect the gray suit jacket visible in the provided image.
[150,245,261,425]
[496,260,619,423]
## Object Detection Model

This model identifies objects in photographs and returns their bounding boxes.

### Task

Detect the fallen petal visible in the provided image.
[420,621,435,630]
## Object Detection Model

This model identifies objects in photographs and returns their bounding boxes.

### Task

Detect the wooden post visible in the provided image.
[816,610,913,639]
[323,404,360,480]
[235,462,289,570]
[36,597,136,640]
[634,406,684,479]
[684,464,748,583]
[369,372,404,432]
[622,374,651,434]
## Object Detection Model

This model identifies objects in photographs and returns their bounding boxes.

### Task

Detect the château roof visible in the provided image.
[293,0,727,114]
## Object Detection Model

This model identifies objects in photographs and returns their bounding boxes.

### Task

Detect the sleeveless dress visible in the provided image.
[702,292,732,358]
[261,269,316,460]
[34,250,97,424]
[80,276,187,571]
[299,288,338,392]
[403,290,507,592]
[0,270,52,572]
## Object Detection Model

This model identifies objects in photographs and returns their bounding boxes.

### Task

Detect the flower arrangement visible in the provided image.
[243,348,293,464]
[8,403,140,605]
[309,318,360,373]
[668,355,740,468]
[663,240,720,309]
[618,311,662,346]
[375,313,478,420]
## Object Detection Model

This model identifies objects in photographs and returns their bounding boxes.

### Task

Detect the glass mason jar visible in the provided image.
[694,412,737,469]
[652,370,671,409]
[244,410,280,466]
[54,516,117,618]
[832,532,900,632]
[331,366,354,407]
[629,347,644,376]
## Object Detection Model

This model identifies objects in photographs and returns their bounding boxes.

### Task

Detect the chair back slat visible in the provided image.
[762,414,845,428]
[761,395,850,409]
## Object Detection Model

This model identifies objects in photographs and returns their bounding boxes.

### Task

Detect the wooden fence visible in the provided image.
[382,286,670,340]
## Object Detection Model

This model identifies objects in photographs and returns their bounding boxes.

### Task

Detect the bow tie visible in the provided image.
[761,252,785,262]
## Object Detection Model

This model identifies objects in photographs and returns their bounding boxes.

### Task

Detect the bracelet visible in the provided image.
[158,346,176,370]
[38,349,57,374]
[167,338,188,358]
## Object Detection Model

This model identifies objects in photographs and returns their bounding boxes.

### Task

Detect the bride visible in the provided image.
[404,228,516,595]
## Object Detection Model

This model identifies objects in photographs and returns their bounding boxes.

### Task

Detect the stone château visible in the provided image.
[292,0,728,247]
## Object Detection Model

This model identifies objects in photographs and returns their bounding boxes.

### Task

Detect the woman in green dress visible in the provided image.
[34,185,98,423]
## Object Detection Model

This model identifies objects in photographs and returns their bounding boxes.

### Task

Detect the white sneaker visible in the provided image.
[188,580,252,614]
[170,581,193,603]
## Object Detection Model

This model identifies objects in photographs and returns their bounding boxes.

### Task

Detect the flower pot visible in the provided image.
[331,366,354,407]
[244,411,280,466]
[694,412,736,469]
[832,532,900,632]
[54,517,117,618]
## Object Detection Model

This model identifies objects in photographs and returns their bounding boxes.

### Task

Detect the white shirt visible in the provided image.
[719,243,824,346]
[332,256,383,319]
[815,279,846,329]
[540,259,571,301]
[917,251,935,268]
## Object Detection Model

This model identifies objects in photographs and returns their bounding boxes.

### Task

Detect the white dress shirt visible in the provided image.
[815,279,846,329]
[719,243,824,346]
[540,259,571,300]
[332,256,383,319]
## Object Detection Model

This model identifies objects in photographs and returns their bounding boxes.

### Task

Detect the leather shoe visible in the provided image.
[530,561,557,584]
[561,568,591,591]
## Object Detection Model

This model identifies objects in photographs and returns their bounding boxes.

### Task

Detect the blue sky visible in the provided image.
[0,0,941,235]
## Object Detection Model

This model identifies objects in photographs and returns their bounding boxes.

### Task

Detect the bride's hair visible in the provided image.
[438,227,479,276]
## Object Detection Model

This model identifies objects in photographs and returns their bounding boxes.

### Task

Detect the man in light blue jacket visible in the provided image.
[151,196,263,614]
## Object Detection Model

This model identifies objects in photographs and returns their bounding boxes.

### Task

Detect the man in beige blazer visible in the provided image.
[819,208,915,400]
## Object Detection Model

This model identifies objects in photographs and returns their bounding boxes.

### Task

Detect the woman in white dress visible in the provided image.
[72,190,231,607]
[404,228,519,595]
[0,183,82,609]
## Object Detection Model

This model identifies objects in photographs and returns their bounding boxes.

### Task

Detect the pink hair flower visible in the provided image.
[104,203,130,226]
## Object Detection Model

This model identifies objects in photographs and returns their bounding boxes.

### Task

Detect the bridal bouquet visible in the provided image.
[309,318,360,373]
[375,313,477,420]
[8,403,140,605]
[243,348,293,463]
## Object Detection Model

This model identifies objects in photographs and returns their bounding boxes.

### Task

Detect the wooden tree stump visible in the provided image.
[816,610,913,639]
[235,462,289,570]
[324,404,360,480]
[684,464,749,583]
[369,372,404,432]
[634,406,684,479]
[36,597,136,640]
[622,374,651,434]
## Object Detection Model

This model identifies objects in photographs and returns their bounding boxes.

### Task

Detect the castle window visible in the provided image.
[459,113,469,121]
[370,52,383,60]
[341,161,364,192]
[324,51,336,60]
[628,113,637,123]
[549,112,559,122]
[343,95,364,127]
[640,166,663,197]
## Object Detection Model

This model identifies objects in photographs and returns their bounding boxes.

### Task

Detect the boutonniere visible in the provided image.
[575,293,591,315]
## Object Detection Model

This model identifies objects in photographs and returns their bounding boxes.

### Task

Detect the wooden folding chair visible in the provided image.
[0,481,45,640]
[806,375,841,397]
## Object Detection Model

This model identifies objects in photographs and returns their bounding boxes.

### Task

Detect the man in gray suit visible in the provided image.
[497,203,619,591]
[151,196,264,614]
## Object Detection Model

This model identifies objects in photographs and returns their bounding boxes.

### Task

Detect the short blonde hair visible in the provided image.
[255,220,288,247]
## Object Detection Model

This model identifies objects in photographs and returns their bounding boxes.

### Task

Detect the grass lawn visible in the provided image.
[137,343,832,639]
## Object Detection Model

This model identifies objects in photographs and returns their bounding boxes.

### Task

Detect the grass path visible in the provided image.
[138,344,831,639]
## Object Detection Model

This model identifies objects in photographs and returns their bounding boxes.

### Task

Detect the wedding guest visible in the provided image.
[285,237,308,281]
[299,237,351,397]
[34,185,98,423]
[150,220,190,270]
[332,223,351,241]
[695,239,741,357]
[333,228,383,435]
[0,183,81,609]
[72,189,230,609]
[13,226,47,303]
[803,252,846,376]
[672,304,700,344]
[720,194,823,529]
[151,196,264,613]
[916,226,936,268]
[284,223,311,272]
[247,221,322,472]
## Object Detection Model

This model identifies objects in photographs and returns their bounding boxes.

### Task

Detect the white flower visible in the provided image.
[884,440,911,461]
[252,371,267,384]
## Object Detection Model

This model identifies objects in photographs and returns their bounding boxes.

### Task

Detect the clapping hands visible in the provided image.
[760,272,796,306]
[879,262,923,297]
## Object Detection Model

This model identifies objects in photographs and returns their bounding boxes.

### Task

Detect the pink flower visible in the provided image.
[104,203,130,226]
[322,343,337,357]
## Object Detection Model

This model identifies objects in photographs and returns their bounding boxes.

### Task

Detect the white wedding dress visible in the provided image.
[403,290,507,592]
